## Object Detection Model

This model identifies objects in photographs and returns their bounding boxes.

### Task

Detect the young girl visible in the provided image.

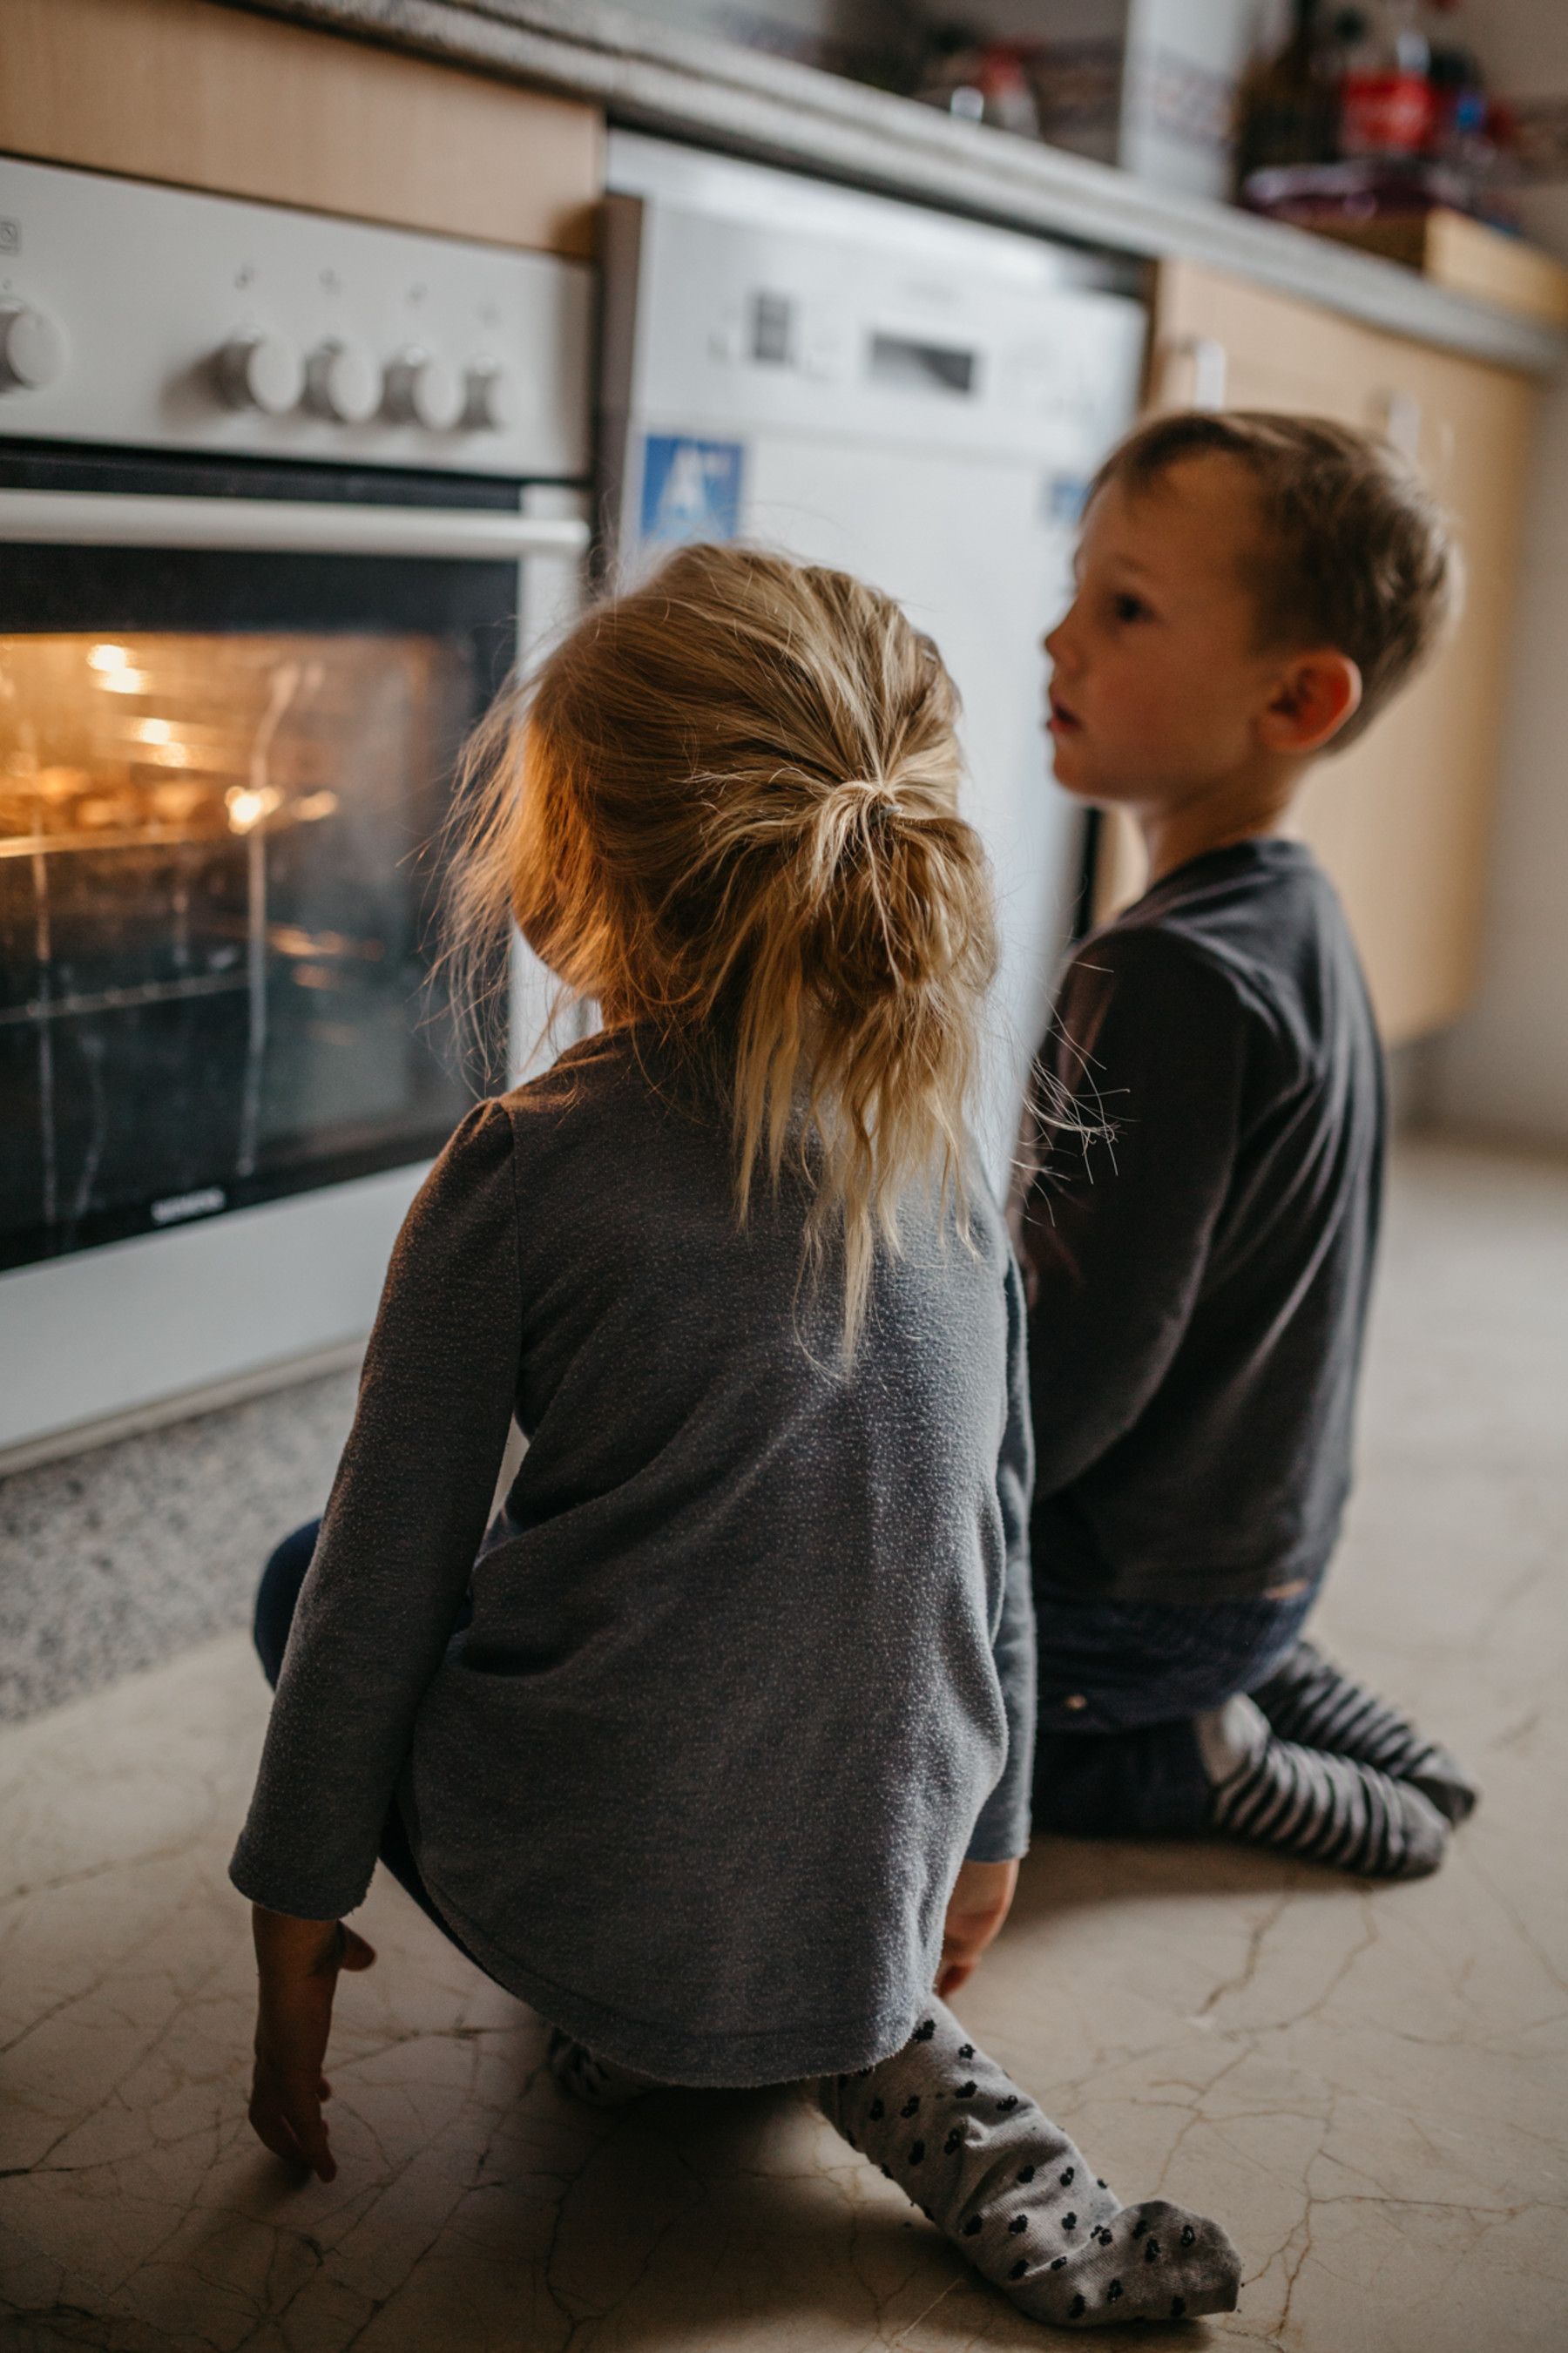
[231,544,1240,2330]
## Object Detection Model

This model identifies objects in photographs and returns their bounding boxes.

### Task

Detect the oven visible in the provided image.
[0,157,592,1466]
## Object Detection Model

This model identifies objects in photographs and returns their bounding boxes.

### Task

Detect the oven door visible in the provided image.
[0,450,586,1464]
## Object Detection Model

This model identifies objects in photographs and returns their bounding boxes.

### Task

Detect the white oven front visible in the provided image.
[0,158,591,1468]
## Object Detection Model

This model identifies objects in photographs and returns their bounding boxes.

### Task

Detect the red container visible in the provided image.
[1341,71,1437,158]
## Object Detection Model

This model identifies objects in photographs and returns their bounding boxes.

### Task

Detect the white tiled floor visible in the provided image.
[2,1139,1565,2352]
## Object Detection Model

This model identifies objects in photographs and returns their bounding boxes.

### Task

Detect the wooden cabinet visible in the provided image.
[1093,257,1538,1045]
[0,0,602,257]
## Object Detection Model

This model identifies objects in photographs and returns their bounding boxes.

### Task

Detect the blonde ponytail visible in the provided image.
[443,543,997,1348]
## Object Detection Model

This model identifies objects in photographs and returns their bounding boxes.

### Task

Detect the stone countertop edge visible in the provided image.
[225,0,1565,376]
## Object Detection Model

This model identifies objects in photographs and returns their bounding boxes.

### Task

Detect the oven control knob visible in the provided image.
[218,332,304,416]
[383,347,463,433]
[461,359,514,433]
[304,338,379,425]
[0,301,67,394]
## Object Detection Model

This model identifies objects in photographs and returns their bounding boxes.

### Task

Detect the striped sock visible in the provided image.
[1250,1640,1480,1825]
[1199,1696,1450,1879]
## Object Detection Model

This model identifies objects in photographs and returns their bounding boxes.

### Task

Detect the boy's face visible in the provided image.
[1044,455,1301,809]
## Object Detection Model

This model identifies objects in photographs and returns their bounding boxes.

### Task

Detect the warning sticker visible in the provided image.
[639,435,746,547]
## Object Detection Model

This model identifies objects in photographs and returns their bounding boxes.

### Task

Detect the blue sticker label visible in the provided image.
[1045,473,1090,526]
[640,435,745,546]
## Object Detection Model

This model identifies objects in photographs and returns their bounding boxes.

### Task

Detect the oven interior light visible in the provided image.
[88,644,154,693]
[268,921,382,961]
[132,718,173,744]
[150,781,208,822]
[225,784,283,832]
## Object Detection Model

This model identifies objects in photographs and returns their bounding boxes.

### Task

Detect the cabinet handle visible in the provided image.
[1372,388,1423,459]
[1157,334,1228,412]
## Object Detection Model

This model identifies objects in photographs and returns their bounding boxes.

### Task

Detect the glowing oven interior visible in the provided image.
[1,632,477,1268]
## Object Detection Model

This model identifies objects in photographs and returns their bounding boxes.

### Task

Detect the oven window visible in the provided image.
[1,631,479,1268]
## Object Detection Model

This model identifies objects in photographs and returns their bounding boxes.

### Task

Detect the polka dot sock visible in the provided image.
[1199,1694,1450,1878]
[1248,1638,1480,1826]
[819,1999,1241,2329]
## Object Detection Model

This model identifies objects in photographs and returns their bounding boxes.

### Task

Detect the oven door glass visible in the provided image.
[0,532,515,1271]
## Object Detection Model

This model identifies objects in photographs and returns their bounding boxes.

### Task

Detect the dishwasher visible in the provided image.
[600,132,1147,1193]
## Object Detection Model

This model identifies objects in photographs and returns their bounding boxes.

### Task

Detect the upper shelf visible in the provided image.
[243,0,1567,378]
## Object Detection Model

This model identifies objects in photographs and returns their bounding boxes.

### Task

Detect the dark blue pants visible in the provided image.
[253,1521,480,1964]
[1030,1579,1320,1841]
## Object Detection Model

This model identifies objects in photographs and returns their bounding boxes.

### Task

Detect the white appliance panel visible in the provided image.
[605,135,1146,1192]
[0,164,592,1464]
[0,157,592,477]
[0,1163,424,1471]
[734,432,1079,1180]
[626,201,1142,468]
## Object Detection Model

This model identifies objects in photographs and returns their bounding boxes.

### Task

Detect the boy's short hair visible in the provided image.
[1089,409,1459,747]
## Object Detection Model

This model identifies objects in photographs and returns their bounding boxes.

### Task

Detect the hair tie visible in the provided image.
[836,775,901,816]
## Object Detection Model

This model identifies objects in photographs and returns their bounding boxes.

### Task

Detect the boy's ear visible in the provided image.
[1257,651,1362,755]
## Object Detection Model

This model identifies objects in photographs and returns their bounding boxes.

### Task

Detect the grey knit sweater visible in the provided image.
[230,1028,1035,2086]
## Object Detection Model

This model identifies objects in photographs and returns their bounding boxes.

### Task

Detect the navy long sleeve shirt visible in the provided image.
[1013,840,1384,1606]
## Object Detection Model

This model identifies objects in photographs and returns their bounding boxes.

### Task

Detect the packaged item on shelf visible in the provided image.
[1427,37,1490,166]
[1497,95,1568,187]
[1337,1,1436,159]
[916,33,1042,137]
[914,4,1257,201]
[1024,37,1125,162]
[1241,0,1524,233]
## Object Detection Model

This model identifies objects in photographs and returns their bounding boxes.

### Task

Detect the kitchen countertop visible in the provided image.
[233,0,1566,376]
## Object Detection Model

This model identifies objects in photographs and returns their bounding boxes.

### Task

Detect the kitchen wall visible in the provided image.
[1431,0,1568,1142]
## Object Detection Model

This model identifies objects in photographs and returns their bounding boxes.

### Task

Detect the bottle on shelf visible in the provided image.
[1233,0,1342,188]
[1427,30,1486,163]
[1337,0,1436,159]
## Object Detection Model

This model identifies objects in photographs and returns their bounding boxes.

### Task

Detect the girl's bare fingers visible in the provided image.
[279,2093,335,2181]
[249,2059,336,2180]
[249,2098,309,2169]
[296,2127,336,2182]
[939,1923,987,1970]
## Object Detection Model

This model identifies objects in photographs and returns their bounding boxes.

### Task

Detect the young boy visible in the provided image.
[1015,409,1478,1880]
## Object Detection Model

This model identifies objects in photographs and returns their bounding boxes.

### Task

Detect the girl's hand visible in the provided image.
[936,1858,1019,1998]
[247,1905,376,2182]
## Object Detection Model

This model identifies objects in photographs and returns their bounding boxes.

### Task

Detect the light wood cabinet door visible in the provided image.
[1093,257,1538,1045]
[0,0,602,257]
